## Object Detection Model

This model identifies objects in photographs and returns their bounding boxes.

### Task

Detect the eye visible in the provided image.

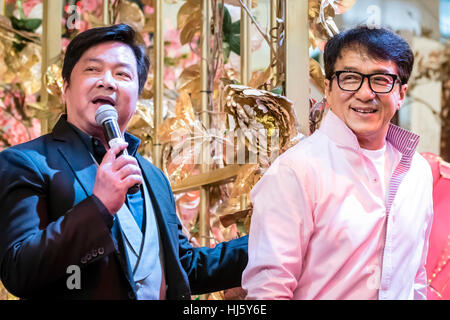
[85,66,98,72]
[116,71,131,79]
[341,73,361,82]
[372,75,392,85]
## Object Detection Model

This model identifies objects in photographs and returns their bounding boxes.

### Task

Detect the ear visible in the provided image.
[397,84,408,110]
[324,78,331,98]
[62,79,69,98]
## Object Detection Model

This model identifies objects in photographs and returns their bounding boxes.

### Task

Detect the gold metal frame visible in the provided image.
[153,0,164,169]
[285,0,309,136]
[41,0,62,134]
[240,0,251,85]
[199,0,212,253]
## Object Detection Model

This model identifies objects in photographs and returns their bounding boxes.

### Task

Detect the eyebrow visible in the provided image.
[82,58,135,70]
[341,66,395,74]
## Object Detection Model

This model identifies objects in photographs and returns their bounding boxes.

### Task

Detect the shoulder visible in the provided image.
[252,132,326,194]
[0,136,54,189]
[0,134,52,166]
[1,134,52,153]
[411,152,433,181]
[408,152,434,209]
[270,130,329,170]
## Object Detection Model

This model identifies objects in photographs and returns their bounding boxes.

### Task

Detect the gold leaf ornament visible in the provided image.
[0,39,9,83]
[129,99,154,133]
[224,0,258,8]
[308,0,357,49]
[178,63,202,110]
[157,91,195,145]
[248,67,271,89]
[309,58,325,94]
[142,10,155,33]
[16,43,41,95]
[178,0,201,45]
[157,91,203,185]
[224,84,300,167]
[308,0,321,20]
[117,0,145,32]
[128,98,154,156]
[177,0,201,29]
[45,63,64,101]
[217,163,260,231]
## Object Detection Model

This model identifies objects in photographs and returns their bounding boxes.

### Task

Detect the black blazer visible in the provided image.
[0,115,248,299]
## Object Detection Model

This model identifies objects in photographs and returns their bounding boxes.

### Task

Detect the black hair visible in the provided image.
[62,24,149,93]
[324,26,414,85]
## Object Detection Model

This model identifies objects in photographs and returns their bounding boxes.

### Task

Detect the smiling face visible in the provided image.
[63,41,139,143]
[324,47,408,150]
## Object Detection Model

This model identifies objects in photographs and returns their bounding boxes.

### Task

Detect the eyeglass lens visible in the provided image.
[337,72,396,93]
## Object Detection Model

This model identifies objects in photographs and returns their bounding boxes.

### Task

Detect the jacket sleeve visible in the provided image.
[241,158,315,299]
[158,168,248,295]
[0,147,115,298]
[413,165,434,300]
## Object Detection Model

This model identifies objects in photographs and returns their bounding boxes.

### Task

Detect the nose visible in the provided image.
[355,77,376,101]
[96,71,117,91]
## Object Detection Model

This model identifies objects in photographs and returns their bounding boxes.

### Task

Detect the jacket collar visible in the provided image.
[319,110,420,156]
[53,114,141,156]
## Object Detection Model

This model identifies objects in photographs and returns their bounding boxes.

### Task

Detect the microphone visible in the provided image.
[95,105,140,194]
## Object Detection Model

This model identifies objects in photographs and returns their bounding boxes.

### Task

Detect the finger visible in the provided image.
[117,163,142,181]
[111,154,139,172]
[121,174,144,190]
[102,142,128,163]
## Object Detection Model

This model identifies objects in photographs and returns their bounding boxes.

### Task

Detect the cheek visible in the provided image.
[382,96,400,114]
[328,91,352,110]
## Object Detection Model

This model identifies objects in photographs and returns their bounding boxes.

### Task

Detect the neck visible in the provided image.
[357,136,386,150]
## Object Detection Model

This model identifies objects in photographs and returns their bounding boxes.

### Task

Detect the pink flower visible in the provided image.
[212,227,225,243]
[76,19,91,34]
[144,5,154,15]
[80,0,99,12]
[164,68,176,88]
[22,0,41,17]
[61,37,71,52]
[142,32,151,47]
[177,191,200,225]
[7,120,28,146]
[29,118,41,140]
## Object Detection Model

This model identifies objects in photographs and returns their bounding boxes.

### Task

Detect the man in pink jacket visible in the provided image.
[242,26,433,300]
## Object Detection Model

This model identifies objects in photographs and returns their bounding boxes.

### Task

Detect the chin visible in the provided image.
[349,124,380,136]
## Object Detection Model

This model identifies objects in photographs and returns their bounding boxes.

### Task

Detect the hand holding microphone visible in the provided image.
[92,105,142,215]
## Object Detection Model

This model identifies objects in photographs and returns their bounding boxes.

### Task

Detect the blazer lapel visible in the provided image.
[52,116,97,197]
[133,181,160,282]
[116,204,143,258]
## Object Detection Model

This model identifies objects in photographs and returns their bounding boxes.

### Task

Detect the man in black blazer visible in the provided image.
[0,24,248,300]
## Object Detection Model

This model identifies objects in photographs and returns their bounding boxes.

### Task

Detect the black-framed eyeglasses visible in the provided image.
[332,70,400,94]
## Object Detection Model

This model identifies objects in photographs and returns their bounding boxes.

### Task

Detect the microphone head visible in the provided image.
[95,105,118,126]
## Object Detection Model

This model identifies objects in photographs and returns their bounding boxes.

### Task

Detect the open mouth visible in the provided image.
[350,107,377,114]
[92,96,116,106]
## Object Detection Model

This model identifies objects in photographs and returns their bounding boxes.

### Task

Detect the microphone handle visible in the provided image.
[119,147,140,194]
[127,184,141,194]
[117,147,140,194]
[104,126,141,195]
